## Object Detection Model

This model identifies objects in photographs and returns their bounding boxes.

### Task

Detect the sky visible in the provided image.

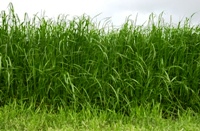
[0,0,200,27]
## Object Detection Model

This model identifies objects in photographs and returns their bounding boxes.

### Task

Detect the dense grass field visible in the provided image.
[0,3,200,130]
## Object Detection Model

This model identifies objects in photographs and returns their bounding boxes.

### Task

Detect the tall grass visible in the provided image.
[0,3,200,117]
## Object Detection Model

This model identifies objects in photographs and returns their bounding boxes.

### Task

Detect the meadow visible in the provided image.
[0,3,200,130]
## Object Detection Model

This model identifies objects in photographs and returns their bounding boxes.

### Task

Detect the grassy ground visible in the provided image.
[1,101,200,131]
[0,3,200,130]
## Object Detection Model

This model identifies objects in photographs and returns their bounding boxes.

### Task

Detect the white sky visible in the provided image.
[0,0,200,27]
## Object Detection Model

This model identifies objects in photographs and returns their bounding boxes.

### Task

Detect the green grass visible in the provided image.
[1,100,200,130]
[0,3,200,130]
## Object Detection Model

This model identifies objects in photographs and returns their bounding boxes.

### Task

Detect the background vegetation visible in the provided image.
[0,4,200,121]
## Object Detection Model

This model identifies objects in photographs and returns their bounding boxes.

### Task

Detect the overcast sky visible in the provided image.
[0,0,200,27]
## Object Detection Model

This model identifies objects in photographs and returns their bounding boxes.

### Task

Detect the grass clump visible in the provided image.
[0,3,200,124]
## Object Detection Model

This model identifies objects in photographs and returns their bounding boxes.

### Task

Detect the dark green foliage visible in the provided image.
[0,3,200,117]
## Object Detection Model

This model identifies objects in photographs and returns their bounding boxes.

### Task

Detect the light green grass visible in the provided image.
[1,101,200,131]
[0,3,200,130]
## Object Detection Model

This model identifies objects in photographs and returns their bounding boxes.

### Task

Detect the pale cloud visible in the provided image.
[106,0,200,25]
[0,0,199,26]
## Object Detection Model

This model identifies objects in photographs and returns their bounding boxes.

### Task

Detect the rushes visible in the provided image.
[0,3,200,117]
